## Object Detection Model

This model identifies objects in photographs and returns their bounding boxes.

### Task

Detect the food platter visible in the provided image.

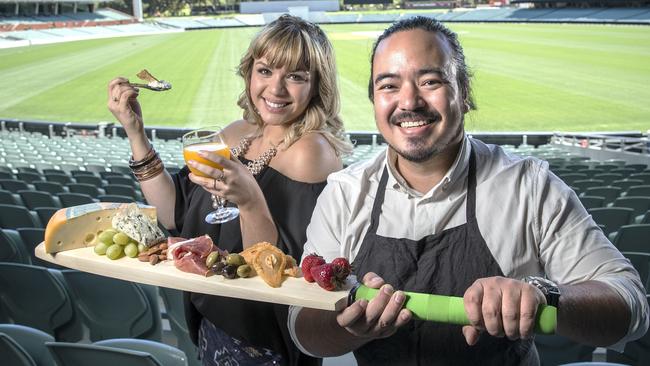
[34,242,352,311]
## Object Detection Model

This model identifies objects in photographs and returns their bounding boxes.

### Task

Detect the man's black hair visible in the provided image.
[367,16,475,111]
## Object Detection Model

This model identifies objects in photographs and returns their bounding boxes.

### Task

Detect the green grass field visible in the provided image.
[1,22,649,132]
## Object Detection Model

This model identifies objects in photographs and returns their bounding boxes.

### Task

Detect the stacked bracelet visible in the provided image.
[129,146,164,182]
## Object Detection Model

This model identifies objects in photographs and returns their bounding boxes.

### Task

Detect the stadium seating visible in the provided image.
[46,342,163,366]
[94,338,188,366]
[611,224,650,252]
[0,324,56,366]
[60,270,162,342]
[588,207,635,236]
[0,332,35,366]
[0,204,41,229]
[0,263,83,341]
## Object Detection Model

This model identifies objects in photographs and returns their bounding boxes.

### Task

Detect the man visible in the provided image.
[288,16,648,365]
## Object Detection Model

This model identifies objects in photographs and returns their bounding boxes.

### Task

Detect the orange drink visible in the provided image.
[183,143,230,178]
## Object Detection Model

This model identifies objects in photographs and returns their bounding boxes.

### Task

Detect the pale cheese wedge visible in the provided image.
[44,202,157,254]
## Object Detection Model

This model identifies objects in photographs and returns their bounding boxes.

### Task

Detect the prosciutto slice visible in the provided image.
[168,235,216,276]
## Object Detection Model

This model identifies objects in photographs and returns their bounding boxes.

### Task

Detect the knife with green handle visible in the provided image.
[349,284,557,335]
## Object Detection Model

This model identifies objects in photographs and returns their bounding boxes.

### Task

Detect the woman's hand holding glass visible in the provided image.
[187,151,261,207]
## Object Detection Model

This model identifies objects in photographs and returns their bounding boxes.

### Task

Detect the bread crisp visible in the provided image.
[136,69,158,83]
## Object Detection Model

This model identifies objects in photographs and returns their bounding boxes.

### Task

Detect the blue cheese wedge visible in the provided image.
[112,203,165,247]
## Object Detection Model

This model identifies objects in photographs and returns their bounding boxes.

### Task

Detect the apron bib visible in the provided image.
[351,148,534,366]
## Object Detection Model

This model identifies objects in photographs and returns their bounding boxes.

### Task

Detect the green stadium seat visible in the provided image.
[0,324,56,366]
[70,170,96,178]
[626,185,650,198]
[74,175,103,186]
[16,172,43,184]
[100,171,127,179]
[621,252,650,291]
[0,189,20,206]
[158,287,200,366]
[97,194,135,203]
[597,164,620,171]
[94,338,188,366]
[573,179,605,192]
[610,179,644,192]
[34,207,59,227]
[60,270,162,342]
[0,204,41,229]
[588,207,634,236]
[0,229,30,264]
[557,173,588,186]
[0,171,15,180]
[104,184,139,200]
[46,342,163,366]
[0,264,82,341]
[44,174,72,185]
[611,197,650,218]
[629,173,650,185]
[17,190,60,210]
[606,297,650,365]
[625,164,648,173]
[106,176,137,188]
[641,211,650,225]
[535,334,594,366]
[577,169,605,179]
[0,179,30,193]
[611,224,650,252]
[578,196,605,210]
[0,166,13,174]
[33,181,65,195]
[66,183,102,198]
[592,173,623,185]
[0,333,35,366]
[582,187,622,204]
[56,193,96,207]
[16,167,39,175]
[609,168,635,177]
[41,169,67,176]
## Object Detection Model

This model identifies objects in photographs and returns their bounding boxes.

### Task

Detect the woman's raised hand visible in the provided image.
[108,77,144,136]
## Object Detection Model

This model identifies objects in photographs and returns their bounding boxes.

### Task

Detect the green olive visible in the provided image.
[236,264,252,278]
[226,253,245,267]
[205,251,221,268]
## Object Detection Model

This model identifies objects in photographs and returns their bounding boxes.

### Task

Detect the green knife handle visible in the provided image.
[350,284,556,335]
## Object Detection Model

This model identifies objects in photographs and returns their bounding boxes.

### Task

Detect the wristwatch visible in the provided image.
[524,276,560,308]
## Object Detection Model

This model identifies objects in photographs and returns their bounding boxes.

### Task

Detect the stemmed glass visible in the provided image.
[182,126,239,224]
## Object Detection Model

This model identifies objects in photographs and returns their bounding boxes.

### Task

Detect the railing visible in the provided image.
[551,132,650,155]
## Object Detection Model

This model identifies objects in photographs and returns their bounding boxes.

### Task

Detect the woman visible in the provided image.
[108,15,352,366]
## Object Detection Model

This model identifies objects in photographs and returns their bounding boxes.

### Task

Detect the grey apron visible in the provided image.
[351,148,534,365]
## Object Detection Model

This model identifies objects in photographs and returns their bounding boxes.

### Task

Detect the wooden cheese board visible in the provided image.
[34,242,352,311]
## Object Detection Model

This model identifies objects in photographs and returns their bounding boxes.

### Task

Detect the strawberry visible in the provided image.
[301,253,325,283]
[310,263,344,291]
[331,257,351,280]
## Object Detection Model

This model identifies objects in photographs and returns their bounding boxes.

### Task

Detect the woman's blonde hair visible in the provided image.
[237,15,352,156]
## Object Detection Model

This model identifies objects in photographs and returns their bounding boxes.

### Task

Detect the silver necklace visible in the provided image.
[231,137,278,176]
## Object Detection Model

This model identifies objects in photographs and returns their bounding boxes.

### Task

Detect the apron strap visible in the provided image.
[368,166,390,235]
[466,146,478,221]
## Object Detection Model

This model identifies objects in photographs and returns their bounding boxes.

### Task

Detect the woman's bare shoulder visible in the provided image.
[275,133,342,183]
[223,120,256,146]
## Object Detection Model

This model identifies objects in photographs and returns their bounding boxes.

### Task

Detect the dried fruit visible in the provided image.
[331,257,351,280]
[301,253,325,283]
[310,263,344,291]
